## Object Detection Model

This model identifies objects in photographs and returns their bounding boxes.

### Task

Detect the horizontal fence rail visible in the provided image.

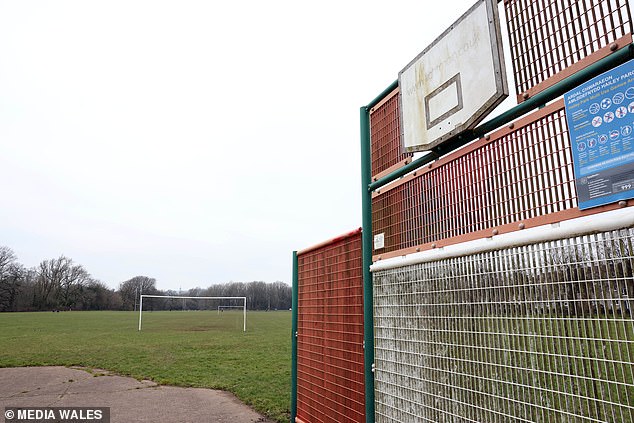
[296,229,365,423]
[373,227,634,423]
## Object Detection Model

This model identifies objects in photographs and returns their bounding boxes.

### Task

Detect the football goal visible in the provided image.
[217,305,244,314]
[137,295,247,332]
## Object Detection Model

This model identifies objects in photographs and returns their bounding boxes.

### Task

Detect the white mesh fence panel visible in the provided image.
[373,228,634,422]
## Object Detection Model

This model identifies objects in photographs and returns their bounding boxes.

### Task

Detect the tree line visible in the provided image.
[0,246,291,312]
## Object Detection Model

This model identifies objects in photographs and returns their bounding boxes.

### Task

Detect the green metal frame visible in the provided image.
[358,43,634,423]
[360,107,375,423]
[359,81,402,423]
[290,251,298,423]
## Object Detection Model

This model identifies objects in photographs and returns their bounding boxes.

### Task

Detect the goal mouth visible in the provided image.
[137,295,247,332]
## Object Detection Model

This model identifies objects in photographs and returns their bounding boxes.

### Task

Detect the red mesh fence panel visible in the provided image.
[505,0,632,102]
[296,230,365,423]
[372,100,585,258]
[370,88,411,178]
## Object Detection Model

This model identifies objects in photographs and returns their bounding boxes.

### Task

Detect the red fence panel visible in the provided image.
[369,87,412,179]
[505,0,632,102]
[371,99,630,261]
[296,229,365,423]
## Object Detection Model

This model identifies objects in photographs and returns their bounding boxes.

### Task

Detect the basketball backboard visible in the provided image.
[399,0,508,152]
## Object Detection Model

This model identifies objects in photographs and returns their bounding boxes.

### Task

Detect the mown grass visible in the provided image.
[0,310,292,422]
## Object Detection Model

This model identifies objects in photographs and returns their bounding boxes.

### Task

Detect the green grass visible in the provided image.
[0,310,292,422]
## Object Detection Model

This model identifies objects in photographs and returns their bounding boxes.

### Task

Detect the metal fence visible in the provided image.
[372,100,576,259]
[505,0,633,102]
[369,87,411,179]
[353,1,634,422]
[373,228,634,422]
[294,229,365,423]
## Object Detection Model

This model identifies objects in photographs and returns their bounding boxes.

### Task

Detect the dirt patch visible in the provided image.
[0,366,274,423]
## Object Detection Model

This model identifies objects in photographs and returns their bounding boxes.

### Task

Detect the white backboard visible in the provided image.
[399,0,508,152]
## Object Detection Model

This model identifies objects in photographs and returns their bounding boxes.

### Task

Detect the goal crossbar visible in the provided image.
[138,295,247,332]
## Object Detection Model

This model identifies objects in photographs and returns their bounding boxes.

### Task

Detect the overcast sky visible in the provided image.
[0,0,495,291]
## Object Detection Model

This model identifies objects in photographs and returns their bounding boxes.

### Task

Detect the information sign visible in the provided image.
[564,59,634,209]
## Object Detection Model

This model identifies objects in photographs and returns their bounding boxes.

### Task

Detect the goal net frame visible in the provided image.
[137,295,247,332]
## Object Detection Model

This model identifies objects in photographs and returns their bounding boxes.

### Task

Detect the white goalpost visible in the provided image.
[137,295,247,332]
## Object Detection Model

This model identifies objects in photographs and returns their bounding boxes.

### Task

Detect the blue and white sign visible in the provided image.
[564,59,634,210]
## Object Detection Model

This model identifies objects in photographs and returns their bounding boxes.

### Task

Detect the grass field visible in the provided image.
[0,310,292,422]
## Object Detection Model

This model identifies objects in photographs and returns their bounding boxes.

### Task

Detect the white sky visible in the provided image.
[0,0,496,291]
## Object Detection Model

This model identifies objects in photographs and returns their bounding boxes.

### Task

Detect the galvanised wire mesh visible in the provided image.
[370,88,412,178]
[296,230,365,423]
[373,227,634,423]
[372,101,576,257]
[505,0,632,101]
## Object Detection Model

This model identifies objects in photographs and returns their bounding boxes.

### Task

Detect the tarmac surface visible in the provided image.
[0,366,274,423]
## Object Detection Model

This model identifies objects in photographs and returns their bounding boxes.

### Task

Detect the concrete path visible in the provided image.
[0,367,274,423]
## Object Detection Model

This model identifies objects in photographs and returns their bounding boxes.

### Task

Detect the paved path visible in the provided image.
[0,367,274,423]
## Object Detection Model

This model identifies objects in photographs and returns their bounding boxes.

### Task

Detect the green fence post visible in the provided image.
[360,106,375,423]
[290,251,298,423]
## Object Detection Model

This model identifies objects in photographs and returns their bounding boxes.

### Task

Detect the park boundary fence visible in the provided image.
[361,1,634,422]
[291,229,365,423]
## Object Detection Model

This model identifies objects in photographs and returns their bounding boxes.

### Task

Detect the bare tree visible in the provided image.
[13,268,37,311]
[58,262,90,309]
[118,276,157,310]
[0,246,23,311]
[34,256,91,310]
[80,279,121,310]
[0,246,16,272]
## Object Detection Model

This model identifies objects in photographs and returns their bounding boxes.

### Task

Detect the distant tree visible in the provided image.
[58,262,90,309]
[80,280,121,310]
[266,283,280,310]
[185,287,204,309]
[0,263,25,312]
[247,281,267,310]
[34,256,90,310]
[197,281,291,311]
[221,281,247,298]
[0,247,24,311]
[34,256,65,310]
[118,276,157,310]
[163,289,181,310]
[268,281,292,310]
[0,246,16,272]
[0,246,130,312]
[14,268,37,311]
